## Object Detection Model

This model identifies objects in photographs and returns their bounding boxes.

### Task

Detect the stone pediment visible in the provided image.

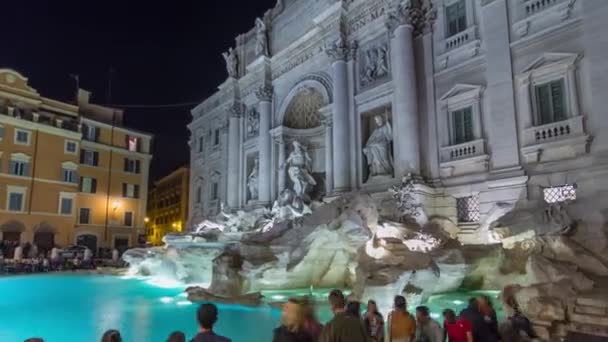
[439,84,483,101]
[0,69,37,93]
[521,53,580,74]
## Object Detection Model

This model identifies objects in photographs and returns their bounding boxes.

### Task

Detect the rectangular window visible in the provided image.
[0,125,4,142]
[14,129,31,145]
[65,140,78,154]
[79,208,91,224]
[446,0,467,37]
[543,185,577,204]
[198,136,204,153]
[122,183,140,199]
[124,211,134,227]
[84,125,99,142]
[535,79,567,125]
[62,169,78,183]
[196,186,202,203]
[59,197,73,215]
[212,183,219,200]
[8,192,24,212]
[127,136,139,152]
[80,177,97,193]
[10,160,29,176]
[124,158,141,174]
[214,129,220,145]
[456,196,480,223]
[452,107,474,144]
[80,149,99,166]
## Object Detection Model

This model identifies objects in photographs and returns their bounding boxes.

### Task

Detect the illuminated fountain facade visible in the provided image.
[127,0,608,340]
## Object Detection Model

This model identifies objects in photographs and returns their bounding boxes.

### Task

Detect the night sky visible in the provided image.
[1,0,276,181]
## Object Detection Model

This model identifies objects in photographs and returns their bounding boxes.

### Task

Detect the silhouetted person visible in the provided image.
[168,331,186,342]
[101,329,122,342]
[318,289,368,342]
[190,303,231,342]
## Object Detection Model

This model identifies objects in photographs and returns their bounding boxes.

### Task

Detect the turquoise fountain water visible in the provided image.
[0,274,500,342]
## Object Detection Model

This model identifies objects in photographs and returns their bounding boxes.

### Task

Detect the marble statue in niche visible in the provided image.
[222,48,238,78]
[255,18,269,57]
[247,158,259,200]
[286,141,316,198]
[246,108,260,139]
[361,44,390,87]
[363,115,394,178]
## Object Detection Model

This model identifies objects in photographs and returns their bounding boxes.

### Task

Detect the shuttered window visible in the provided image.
[535,79,567,125]
[9,160,29,176]
[446,0,467,37]
[452,107,474,145]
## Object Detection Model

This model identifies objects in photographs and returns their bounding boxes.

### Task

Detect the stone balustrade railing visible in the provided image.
[440,139,486,163]
[523,116,584,146]
[1,109,81,133]
[445,26,475,52]
[523,0,560,17]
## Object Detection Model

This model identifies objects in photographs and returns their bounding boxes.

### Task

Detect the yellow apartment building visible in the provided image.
[0,69,152,255]
[145,166,189,245]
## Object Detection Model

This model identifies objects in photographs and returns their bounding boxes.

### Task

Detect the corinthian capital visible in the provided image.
[255,85,274,102]
[228,102,245,118]
[325,37,358,62]
[386,0,436,37]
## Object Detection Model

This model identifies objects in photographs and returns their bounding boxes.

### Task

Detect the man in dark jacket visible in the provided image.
[459,298,498,342]
[318,290,369,342]
[190,303,231,342]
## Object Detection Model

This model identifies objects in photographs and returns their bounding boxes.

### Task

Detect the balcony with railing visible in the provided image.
[439,139,489,178]
[435,25,481,72]
[521,115,589,163]
[523,116,584,147]
[512,0,579,41]
[523,0,560,17]
[440,139,486,163]
[445,26,476,52]
[1,107,82,134]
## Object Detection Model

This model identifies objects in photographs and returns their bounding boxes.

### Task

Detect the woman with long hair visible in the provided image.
[273,298,313,342]
[364,300,385,342]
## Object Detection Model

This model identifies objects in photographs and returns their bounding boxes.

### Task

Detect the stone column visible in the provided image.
[326,38,356,192]
[256,86,273,204]
[387,4,421,176]
[322,116,334,194]
[226,103,243,208]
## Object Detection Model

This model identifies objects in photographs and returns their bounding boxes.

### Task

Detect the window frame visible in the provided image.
[532,78,568,126]
[451,106,475,145]
[517,53,581,129]
[14,128,31,146]
[80,177,97,194]
[445,0,467,37]
[81,149,99,167]
[79,208,91,224]
[211,182,219,201]
[439,84,484,147]
[6,186,26,212]
[0,124,4,142]
[214,129,220,146]
[58,192,76,216]
[64,140,79,155]
[124,211,134,227]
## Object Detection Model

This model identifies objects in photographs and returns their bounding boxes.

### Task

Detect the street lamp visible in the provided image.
[112,200,122,212]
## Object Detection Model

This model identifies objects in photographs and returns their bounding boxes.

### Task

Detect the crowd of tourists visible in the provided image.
[0,241,123,274]
[23,288,535,342]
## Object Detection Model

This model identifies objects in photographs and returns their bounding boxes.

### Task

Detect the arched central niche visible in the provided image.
[283,87,324,129]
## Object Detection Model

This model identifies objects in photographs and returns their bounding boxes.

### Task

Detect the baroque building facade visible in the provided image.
[189,0,608,242]
[0,70,152,254]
